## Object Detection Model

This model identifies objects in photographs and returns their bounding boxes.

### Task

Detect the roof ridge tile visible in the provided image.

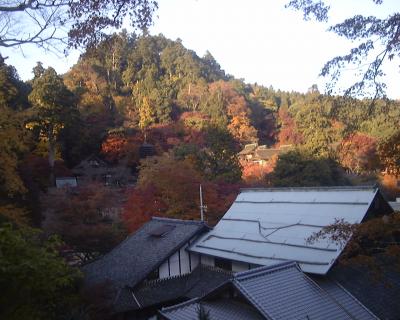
[240,185,377,192]
[151,216,208,226]
[160,297,199,312]
[234,261,297,281]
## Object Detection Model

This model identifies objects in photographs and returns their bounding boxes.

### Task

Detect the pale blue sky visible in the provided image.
[2,0,399,98]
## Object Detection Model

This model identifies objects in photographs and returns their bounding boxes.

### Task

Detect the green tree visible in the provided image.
[378,130,400,176]
[270,150,348,187]
[0,58,30,198]
[27,66,77,177]
[0,56,23,108]
[0,223,82,319]
[0,106,28,197]
[202,126,242,183]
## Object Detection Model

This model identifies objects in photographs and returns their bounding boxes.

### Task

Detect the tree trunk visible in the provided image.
[48,128,56,186]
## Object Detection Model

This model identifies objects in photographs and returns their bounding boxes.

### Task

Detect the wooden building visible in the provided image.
[72,154,135,187]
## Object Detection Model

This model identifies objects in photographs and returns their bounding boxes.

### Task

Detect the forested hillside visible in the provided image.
[1,30,400,319]
[2,32,400,226]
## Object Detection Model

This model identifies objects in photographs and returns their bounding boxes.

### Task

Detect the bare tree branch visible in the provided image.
[0,0,157,50]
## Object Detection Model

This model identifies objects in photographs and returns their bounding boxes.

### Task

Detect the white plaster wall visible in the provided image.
[158,242,196,279]
[180,246,190,274]
[159,261,169,279]
[169,251,180,276]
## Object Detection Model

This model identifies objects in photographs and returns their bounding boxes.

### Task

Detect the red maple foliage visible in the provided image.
[241,156,277,185]
[338,133,379,174]
[277,107,303,145]
[100,132,142,165]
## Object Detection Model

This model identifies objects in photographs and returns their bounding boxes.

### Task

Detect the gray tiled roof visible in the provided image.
[232,262,354,320]
[253,148,280,160]
[328,261,400,320]
[160,262,378,320]
[83,217,208,290]
[238,143,258,155]
[160,298,264,320]
[311,276,378,320]
[114,265,232,313]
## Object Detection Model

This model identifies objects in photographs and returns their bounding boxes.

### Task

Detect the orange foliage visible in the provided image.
[100,132,142,164]
[241,155,278,185]
[379,174,400,200]
[227,96,258,144]
[338,133,379,174]
[122,152,241,232]
[209,81,258,143]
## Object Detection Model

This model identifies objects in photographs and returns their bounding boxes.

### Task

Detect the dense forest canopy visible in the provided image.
[1,31,400,222]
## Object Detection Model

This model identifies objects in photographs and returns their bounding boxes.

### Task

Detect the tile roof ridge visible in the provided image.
[329,278,380,319]
[160,297,199,313]
[140,272,193,288]
[240,185,377,192]
[234,261,297,281]
[198,264,234,275]
[151,216,208,226]
[231,279,272,319]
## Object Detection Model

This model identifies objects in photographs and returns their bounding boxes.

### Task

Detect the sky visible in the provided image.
[2,0,399,98]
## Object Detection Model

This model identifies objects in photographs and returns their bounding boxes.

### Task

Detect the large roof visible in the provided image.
[83,217,208,289]
[161,262,377,320]
[232,262,373,320]
[189,186,388,274]
[160,298,264,320]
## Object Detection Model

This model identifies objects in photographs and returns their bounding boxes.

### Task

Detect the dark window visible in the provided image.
[147,268,159,280]
[215,258,232,271]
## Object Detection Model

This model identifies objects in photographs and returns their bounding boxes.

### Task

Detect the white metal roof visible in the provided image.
[55,177,78,188]
[190,186,380,275]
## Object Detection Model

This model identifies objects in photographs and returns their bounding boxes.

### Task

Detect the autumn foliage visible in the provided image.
[241,155,278,185]
[42,183,126,260]
[123,152,241,232]
[338,133,379,174]
[277,107,303,146]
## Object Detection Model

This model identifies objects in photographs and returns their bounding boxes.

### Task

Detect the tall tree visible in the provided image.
[0,58,29,198]
[27,65,77,179]
[202,126,242,183]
